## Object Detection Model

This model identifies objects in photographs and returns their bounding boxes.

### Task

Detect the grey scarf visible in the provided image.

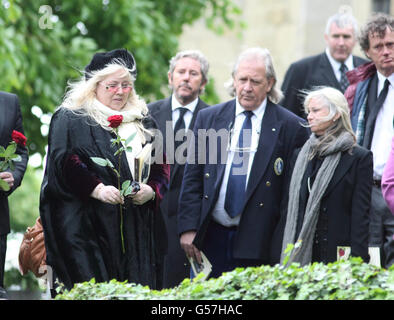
[280,131,355,266]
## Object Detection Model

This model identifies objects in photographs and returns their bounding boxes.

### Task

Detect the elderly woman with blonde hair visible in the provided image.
[271,87,373,266]
[40,49,169,293]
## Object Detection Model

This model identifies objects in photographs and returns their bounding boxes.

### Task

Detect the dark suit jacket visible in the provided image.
[178,99,309,263]
[0,91,29,235]
[270,144,373,264]
[281,52,368,118]
[148,97,208,217]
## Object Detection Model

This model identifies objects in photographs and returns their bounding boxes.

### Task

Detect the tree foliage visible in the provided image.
[0,0,241,158]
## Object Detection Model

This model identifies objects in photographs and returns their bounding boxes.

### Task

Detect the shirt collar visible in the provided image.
[171,95,199,113]
[235,97,267,120]
[325,48,354,71]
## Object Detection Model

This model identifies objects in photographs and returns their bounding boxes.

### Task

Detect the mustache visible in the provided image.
[178,82,192,90]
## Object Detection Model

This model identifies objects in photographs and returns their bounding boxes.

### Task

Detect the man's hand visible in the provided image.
[0,172,14,190]
[180,230,202,264]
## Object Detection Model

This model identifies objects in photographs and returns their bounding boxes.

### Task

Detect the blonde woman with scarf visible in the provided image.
[271,87,373,266]
[40,49,170,293]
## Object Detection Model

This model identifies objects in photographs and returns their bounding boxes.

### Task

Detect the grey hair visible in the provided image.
[224,47,283,103]
[325,12,359,36]
[303,86,356,157]
[358,13,394,52]
[168,49,210,85]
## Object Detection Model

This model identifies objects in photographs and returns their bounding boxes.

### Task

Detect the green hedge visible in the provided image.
[55,258,394,300]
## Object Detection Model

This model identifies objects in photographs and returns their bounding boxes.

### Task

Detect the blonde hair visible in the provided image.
[303,86,356,157]
[60,62,149,130]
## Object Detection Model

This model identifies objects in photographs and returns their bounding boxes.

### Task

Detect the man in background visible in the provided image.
[281,12,368,118]
[148,50,209,288]
[345,13,394,268]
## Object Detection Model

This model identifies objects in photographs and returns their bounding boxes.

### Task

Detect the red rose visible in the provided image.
[107,115,123,128]
[339,248,345,257]
[12,130,27,147]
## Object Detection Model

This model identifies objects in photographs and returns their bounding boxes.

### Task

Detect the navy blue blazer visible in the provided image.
[177,99,309,262]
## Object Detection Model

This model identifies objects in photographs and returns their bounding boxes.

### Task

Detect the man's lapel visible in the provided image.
[319,53,341,89]
[245,101,282,203]
[171,99,207,180]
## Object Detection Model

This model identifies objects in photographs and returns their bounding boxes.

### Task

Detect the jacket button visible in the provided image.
[259,202,264,207]
[266,181,271,187]
[205,173,210,179]
[204,195,209,199]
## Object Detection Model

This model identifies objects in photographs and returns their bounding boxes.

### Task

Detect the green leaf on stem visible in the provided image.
[125,132,137,146]
[90,157,109,167]
[4,142,17,157]
[0,177,10,192]
[121,180,131,196]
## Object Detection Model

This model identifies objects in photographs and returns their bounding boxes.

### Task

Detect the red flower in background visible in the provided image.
[12,130,27,147]
[107,115,123,128]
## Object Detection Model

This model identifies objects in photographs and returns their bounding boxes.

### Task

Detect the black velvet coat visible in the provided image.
[40,108,169,291]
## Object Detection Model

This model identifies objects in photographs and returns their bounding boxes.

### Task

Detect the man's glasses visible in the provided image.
[99,82,133,93]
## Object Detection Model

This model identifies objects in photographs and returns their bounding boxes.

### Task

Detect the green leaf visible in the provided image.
[90,157,108,167]
[4,142,17,157]
[123,185,134,196]
[105,159,114,168]
[0,178,10,192]
[121,180,131,191]
[125,132,137,146]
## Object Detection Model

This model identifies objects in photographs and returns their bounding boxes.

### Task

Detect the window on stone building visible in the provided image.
[372,0,391,13]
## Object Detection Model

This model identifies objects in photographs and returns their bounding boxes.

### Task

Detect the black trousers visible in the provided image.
[202,221,264,279]
[0,234,7,288]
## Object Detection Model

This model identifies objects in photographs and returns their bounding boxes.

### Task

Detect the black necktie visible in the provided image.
[174,107,188,155]
[339,63,349,93]
[224,111,253,218]
[377,79,390,109]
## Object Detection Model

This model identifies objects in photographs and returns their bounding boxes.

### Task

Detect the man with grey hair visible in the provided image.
[345,13,394,268]
[148,49,209,288]
[281,11,367,119]
[177,47,309,278]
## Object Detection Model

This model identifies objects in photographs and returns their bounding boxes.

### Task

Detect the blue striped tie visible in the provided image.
[224,111,253,218]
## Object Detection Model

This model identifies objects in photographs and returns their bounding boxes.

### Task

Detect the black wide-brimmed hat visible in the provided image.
[84,48,137,80]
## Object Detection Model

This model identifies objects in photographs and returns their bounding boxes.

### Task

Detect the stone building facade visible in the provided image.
[179,0,394,100]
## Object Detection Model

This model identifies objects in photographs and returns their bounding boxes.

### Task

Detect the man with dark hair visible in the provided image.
[281,12,367,118]
[0,92,28,298]
[345,12,394,268]
[148,50,209,288]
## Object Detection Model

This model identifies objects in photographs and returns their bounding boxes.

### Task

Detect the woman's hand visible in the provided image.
[0,172,14,190]
[90,183,124,205]
[129,183,155,205]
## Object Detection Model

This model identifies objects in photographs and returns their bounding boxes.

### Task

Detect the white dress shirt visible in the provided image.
[212,98,266,227]
[371,72,394,179]
[325,48,355,82]
[171,95,199,130]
